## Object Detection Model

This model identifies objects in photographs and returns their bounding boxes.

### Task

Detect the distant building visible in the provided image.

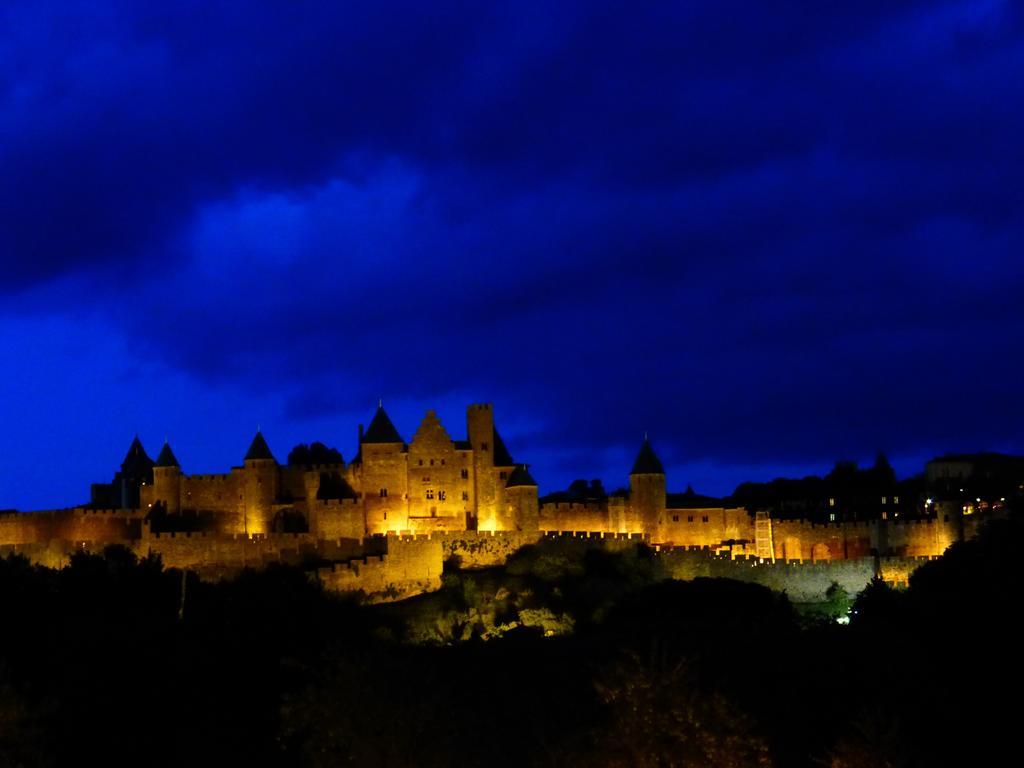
[924,452,1024,519]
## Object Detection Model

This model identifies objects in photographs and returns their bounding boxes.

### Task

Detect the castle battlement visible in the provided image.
[773,519,874,531]
[542,530,648,541]
[312,498,359,507]
[540,501,607,511]
[75,507,143,517]
[887,517,943,527]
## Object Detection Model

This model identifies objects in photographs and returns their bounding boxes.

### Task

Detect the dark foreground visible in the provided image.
[2,516,1022,768]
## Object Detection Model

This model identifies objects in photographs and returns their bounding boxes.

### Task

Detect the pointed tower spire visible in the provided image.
[120,435,154,474]
[245,430,276,462]
[505,463,538,488]
[362,403,404,444]
[630,436,665,475]
[155,441,180,469]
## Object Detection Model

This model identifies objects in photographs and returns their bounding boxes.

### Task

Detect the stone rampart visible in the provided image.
[317,534,442,602]
[877,555,938,587]
[136,530,367,577]
[768,519,875,561]
[662,507,753,548]
[538,501,612,534]
[0,508,141,546]
[438,529,544,568]
[657,549,876,602]
[538,532,935,601]
[178,473,242,516]
[881,518,959,557]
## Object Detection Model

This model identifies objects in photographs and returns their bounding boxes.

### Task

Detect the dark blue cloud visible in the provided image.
[1,1,1023,509]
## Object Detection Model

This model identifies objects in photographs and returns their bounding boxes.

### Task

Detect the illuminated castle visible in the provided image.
[0,402,1013,601]
[94,403,539,539]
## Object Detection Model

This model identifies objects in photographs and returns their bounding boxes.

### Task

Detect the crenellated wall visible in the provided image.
[662,507,753,548]
[657,548,877,601]
[177,473,243,519]
[317,534,443,602]
[762,517,962,562]
[768,520,875,561]
[539,501,618,533]
[0,508,141,546]
[438,529,545,568]
[1,406,990,606]
[879,517,961,557]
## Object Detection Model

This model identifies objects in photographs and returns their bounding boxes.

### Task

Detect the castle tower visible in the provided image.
[152,441,182,514]
[358,404,408,534]
[467,404,519,531]
[115,435,154,509]
[467,404,495,529]
[504,464,539,532]
[630,436,666,541]
[242,430,278,535]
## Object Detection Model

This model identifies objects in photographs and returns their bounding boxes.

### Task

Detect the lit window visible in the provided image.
[881,496,887,505]
[894,496,899,504]
[829,498,835,507]
[829,513,836,522]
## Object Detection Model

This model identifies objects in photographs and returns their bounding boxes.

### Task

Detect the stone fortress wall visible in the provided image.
[1,403,1004,603]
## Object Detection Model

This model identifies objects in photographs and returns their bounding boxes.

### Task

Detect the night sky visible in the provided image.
[2,1,1022,511]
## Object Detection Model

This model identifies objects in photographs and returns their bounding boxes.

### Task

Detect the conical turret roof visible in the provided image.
[506,464,538,488]
[362,404,404,444]
[120,435,154,475]
[155,441,180,468]
[245,430,276,462]
[630,437,665,475]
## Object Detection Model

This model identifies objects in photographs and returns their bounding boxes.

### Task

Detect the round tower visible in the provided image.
[357,403,408,535]
[152,441,182,514]
[504,464,539,532]
[630,436,666,542]
[242,430,279,535]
